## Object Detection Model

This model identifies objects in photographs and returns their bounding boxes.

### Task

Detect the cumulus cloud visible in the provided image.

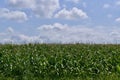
[8,0,60,18]
[0,8,28,22]
[32,0,60,18]
[37,23,68,31]
[1,35,41,44]
[10,34,42,43]
[54,7,88,20]
[1,24,120,44]
[37,23,100,43]
[8,0,35,8]
[37,23,120,44]
[0,27,42,44]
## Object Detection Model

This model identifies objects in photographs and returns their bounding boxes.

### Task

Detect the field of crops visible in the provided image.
[0,43,120,80]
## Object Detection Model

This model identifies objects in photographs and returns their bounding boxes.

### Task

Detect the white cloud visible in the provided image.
[8,0,35,8]
[1,34,41,44]
[37,23,68,31]
[0,29,42,44]
[32,0,60,18]
[1,24,120,44]
[115,17,120,22]
[103,4,110,8]
[10,34,41,43]
[55,7,88,20]
[8,0,60,18]
[37,23,120,44]
[0,8,28,22]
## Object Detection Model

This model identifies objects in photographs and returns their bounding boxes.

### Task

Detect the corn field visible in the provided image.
[0,44,120,80]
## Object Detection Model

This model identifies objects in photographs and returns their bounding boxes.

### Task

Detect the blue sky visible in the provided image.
[0,0,120,44]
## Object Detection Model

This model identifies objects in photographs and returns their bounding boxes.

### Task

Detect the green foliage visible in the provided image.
[0,43,120,80]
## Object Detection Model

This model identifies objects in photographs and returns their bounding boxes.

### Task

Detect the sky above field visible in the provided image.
[0,0,120,44]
